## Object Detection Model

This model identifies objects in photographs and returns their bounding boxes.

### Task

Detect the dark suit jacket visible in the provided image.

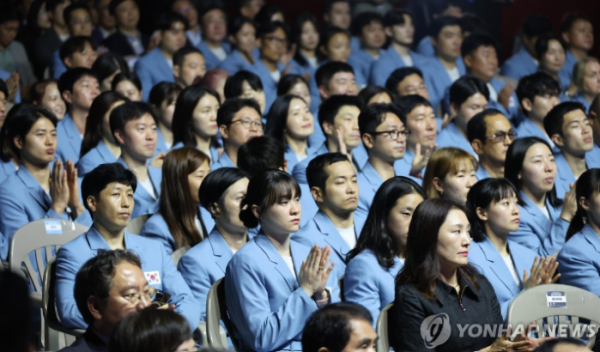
[58,328,108,352]
[33,28,62,76]
[102,31,150,57]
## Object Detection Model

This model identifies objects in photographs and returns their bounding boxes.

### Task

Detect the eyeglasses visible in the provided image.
[372,129,411,140]
[486,131,517,143]
[230,119,263,129]
[118,288,154,306]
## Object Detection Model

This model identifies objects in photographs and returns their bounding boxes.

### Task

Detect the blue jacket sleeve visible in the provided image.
[159,248,201,329]
[344,255,382,326]
[510,218,568,257]
[139,220,175,256]
[55,245,87,329]
[134,60,153,102]
[557,245,600,297]
[177,252,213,321]
[225,259,319,352]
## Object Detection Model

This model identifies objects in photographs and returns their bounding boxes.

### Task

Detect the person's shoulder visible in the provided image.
[346,249,381,273]
[0,171,22,193]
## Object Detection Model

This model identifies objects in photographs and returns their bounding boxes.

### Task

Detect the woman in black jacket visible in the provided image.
[392,198,546,352]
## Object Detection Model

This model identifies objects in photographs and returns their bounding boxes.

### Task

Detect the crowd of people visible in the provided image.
[1,0,600,351]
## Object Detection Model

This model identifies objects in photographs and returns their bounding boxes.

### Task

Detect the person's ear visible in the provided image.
[579,196,590,212]
[209,202,221,218]
[13,136,24,151]
[319,44,328,57]
[310,186,324,203]
[64,56,73,68]
[229,34,236,45]
[88,296,103,321]
[322,120,334,136]
[522,98,533,113]
[471,139,484,155]
[318,85,330,100]
[251,204,261,219]
[317,347,331,352]
[551,133,564,148]
[450,103,458,117]
[463,54,473,69]
[172,65,181,79]
[430,35,438,49]
[432,177,444,194]
[86,195,97,213]
[62,90,73,105]
[561,32,571,44]
[113,129,126,145]
[384,26,393,38]
[219,124,229,139]
[362,133,375,149]
[283,158,288,172]
[475,206,488,222]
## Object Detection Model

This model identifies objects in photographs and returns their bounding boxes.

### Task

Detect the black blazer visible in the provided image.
[391,273,503,352]
[58,328,108,352]
[101,31,150,57]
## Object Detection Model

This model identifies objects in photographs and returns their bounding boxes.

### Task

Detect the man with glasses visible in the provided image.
[253,21,288,112]
[135,12,188,101]
[544,102,595,196]
[55,163,200,333]
[59,250,150,352]
[214,98,263,169]
[356,104,413,220]
[467,109,516,180]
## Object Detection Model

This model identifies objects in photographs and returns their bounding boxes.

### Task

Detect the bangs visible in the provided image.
[263,176,301,209]
[449,156,478,175]
[491,181,518,204]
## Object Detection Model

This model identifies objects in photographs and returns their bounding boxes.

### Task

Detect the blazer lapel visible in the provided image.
[313,212,351,261]
[255,234,298,292]
[97,140,118,163]
[480,238,520,296]
[521,191,552,229]
[148,166,162,195]
[85,227,111,251]
[18,167,52,209]
[209,229,233,274]
[63,115,82,157]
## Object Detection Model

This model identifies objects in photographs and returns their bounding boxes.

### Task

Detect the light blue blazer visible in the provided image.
[155,129,171,155]
[116,158,161,218]
[56,114,83,164]
[76,140,118,177]
[284,141,322,177]
[423,57,466,110]
[0,166,92,260]
[51,49,67,80]
[134,48,175,101]
[217,48,260,75]
[225,234,341,352]
[515,116,552,145]
[0,158,17,184]
[570,92,591,113]
[344,249,402,325]
[416,36,435,57]
[252,59,285,112]
[554,151,598,197]
[55,226,200,329]
[348,47,381,86]
[356,162,383,221]
[588,144,600,169]
[368,46,430,87]
[292,211,366,272]
[139,208,214,255]
[435,122,477,159]
[558,50,577,90]
[198,41,231,71]
[488,77,519,119]
[287,55,320,114]
[501,47,538,81]
[171,141,221,170]
[211,151,234,170]
[510,191,567,257]
[469,236,537,320]
[476,166,492,180]
[178,227,256,321]
[557,224,600,297]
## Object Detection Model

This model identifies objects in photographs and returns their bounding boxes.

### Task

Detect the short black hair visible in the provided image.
[466,108,506,144]
[173,47,203,68]
[74,249,142,325]
[47,0,71,13]
[522,14,553,39]
[198,5,227,25]
[358,85,393,105]
[148,82,181,109]
[449,75,490,109]
[302,302,373,352]
[254,4,284,27]
[429,0,463,16]
[382,9,412,28]
[531,337,586,352]
[318,95,363,134]
[306,152,351,192]
[229,16,256,37]
[560,12,591,33]
[58,67,98,94]
[315,61,354,89]
[111,72,142,92]
[0,2,19,26]
[256,20,288,40]
[320,26,350,52]
[92,52,130,85]
[458,13,487,35]
[322,0,349,15]
[109,0,137,15]
[429,16,461,39]
[393,95,433,116]
[59,36,97,63]
[351,12,383,37]
[6,107,58,163]
[224,71,264,99]
[81,163,138,217]
[216,97,261,126]
[544,101,587,138]
[199,167,248,212]
[461,32,497,58]
[358,103,405,136]
[63,3,92,28]
[535,32,566,61]
[385,67,424,97]
[155,11,189,32]
[109,101,157,138]
[516,72,561,117]
[238,136,285,178]
[277,74,310,96]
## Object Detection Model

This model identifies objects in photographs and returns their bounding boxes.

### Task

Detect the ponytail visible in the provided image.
[566,169,600,241]
[566,209,585,241]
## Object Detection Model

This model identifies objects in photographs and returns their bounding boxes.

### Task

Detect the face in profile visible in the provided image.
[436,208,471,269]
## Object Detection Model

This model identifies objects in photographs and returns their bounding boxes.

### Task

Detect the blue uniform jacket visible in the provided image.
[476,166,492,180]
[287,55,320,114]
[76,140,118,177]
[217,48,260,75]
[348,47,381,86]
[343,249,402,325]
[171,141,221,170]
[225,233,340,352]
[56,114,83,164]
[211,151,234,170]
[588,144,600,169]
[134,48,175,101]
[557,224,600,298]
[501,47,538,81]
[368,46,429,87]
[51,49,67,80]
[435,122,477,158]
[55,226,200,329]
[423,57,466,110]
[0,158,17,184]
[253,59,286,113]
[116,158,161,218]
[570,92,591,113]
[558,50,577,90]
[553,151,598,197]
[198,41,231,71]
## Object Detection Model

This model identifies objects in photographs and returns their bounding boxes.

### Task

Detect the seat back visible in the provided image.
[170,245,191,266]
[9,219,89,300]
[125,214,151,235]
[206,278,238,351]
[507,284,600,347]
[376,303,393,352]
[42,257,84,350]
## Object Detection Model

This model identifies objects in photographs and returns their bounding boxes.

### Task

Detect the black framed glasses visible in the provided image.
[486,131,517,143]
[230,119,263,130]
[372,129,411,139]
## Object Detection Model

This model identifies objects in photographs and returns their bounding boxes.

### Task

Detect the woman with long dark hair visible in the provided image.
[391,198,537,352]
[504,137,577,256]
[558,169,600,297]
[140,147,211,256]
[171,85,221,166]
[345,176,426,325]
[77,91,127,177]
[225,170,339,352]
[467,178,560,320]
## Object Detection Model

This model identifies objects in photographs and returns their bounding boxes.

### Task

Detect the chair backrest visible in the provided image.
[206,278,238,351]
[125,214,151,235]
[376,303,393,352]
[507,284,600,346]
[170,245,191,267]
[9,219,89,296]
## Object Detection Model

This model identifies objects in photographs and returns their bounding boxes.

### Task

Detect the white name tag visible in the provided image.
[144,271,161,285]
[546,291,567,308]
